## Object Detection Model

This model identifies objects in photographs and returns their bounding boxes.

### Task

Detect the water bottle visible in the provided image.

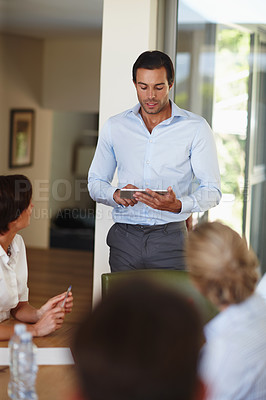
[15,331,38,400]
[8,324,27,399]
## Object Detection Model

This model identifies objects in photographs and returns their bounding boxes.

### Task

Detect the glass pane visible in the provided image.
[210,26,250,233]
[248,37,266,273]
[175,0,266,237]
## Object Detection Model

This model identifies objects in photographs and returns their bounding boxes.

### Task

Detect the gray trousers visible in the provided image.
[106,222,187,272]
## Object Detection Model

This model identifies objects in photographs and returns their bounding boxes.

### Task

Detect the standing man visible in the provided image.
[88,50,221,271]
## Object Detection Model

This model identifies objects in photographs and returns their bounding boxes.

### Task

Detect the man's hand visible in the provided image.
[113,184,139,207]
[186,215,193,231]
[133,186,182,213]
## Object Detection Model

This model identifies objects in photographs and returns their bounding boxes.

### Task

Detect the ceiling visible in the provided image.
[2,0,266,40]
[182,0,266,24]
[0,0,103,39]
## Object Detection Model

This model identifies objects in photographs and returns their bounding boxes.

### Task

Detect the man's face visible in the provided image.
[134,67,172,116]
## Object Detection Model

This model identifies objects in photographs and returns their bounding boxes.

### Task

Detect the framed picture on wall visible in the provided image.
[9,109,35,168]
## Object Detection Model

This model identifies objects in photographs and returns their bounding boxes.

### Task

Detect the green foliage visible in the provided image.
[174,92,188,109]
[217,134,245,197]
[215,28,250,107]
[213,26,250,233]
[217,29,250,54]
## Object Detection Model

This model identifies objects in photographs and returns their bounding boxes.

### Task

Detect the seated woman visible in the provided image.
[186,221,266,400]
[0,174,73,340]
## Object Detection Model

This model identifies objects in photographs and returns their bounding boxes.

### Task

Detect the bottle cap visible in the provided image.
[20,332,32,343]
[14,324,26,336]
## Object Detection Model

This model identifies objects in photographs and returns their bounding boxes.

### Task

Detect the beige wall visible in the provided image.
[43,36,101,112]
[0,32,102,248]
[0,33,53,248]
[49,111,97,218]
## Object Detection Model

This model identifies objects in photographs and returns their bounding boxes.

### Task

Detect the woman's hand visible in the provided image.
[37,291,73,320]
[30,307,65,337]
[11,292,73,338]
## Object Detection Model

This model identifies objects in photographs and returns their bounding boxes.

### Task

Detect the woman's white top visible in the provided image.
[201,293,266,400]
[0,234,29,322]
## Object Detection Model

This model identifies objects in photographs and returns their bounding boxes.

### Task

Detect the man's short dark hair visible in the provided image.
[132,50,175,86]
[0,174,32,234]
[72,279,203,400]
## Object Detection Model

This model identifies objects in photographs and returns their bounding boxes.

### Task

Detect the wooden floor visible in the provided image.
[26,247,93,326]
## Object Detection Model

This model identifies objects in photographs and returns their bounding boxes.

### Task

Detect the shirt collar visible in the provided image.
[0,245,6,258]
[124,103,140,116]
[10,237,20,256]
[170,100,189,118]
[0,244,9,265]
[126,100,189,120]
[0,236,20,263]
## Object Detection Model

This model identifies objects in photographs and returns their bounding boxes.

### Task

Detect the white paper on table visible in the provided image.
[37,348,74,365]
[0,348,9,366]
[0,347,74,366]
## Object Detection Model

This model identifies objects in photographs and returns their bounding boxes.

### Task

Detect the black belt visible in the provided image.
[117,221,186,233]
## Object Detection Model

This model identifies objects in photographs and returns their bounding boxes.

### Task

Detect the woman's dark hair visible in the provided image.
[0,174,32,234]
[132,50,175,86]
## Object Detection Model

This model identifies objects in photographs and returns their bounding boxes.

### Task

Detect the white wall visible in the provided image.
[92,0,158,305]
[43,35,101,113]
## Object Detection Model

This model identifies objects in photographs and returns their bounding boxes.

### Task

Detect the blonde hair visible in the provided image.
[186,221,259,307]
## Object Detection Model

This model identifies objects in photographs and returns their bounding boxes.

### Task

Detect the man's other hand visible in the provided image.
[133,186,182,213]
[113,184,139,207]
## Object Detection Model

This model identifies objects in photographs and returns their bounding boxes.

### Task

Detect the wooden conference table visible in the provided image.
[0,320,78,400]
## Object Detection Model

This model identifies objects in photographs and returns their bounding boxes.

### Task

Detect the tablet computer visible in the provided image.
[120,189,168,199]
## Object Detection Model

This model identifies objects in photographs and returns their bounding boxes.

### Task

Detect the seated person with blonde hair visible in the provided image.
[186,221,266,400]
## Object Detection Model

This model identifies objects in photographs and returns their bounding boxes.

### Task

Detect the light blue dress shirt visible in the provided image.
[201,293,266,400]
[88,101,221,225]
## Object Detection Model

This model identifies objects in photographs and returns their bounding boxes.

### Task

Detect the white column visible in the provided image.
[92,0,158,305]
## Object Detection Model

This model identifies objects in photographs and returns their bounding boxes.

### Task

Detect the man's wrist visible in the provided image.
[113,189,120,204]
[174,199,182,213]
